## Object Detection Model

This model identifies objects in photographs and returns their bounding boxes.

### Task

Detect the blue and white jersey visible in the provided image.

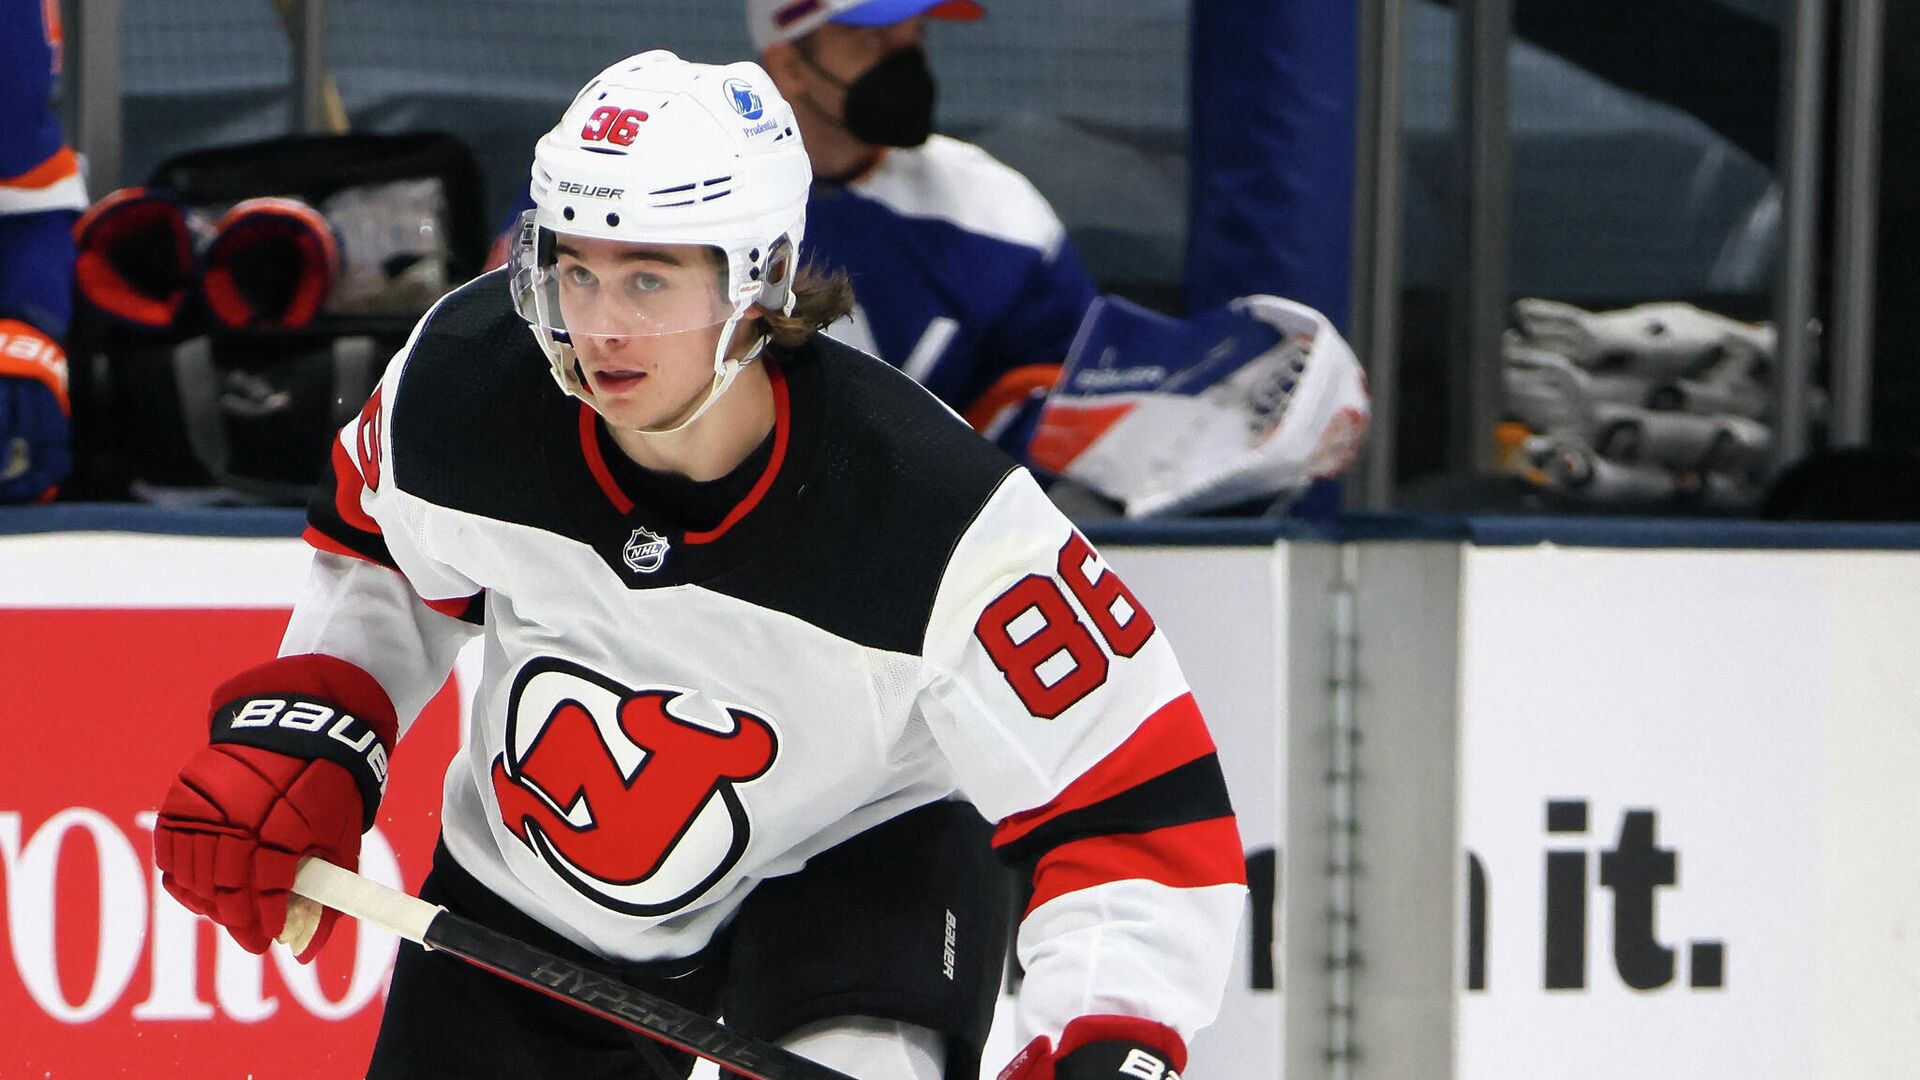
[806,135,1096,420]
[1,0,85,337]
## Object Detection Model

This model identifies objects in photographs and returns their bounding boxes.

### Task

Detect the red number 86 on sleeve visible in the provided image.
[974,533,1158,719]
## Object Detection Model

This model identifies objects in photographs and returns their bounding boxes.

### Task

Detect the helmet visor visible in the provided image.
[511,218,736,340]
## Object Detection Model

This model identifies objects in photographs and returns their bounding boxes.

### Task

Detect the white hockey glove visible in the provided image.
[1499,300,1783,507]
[1510,299,1773,381]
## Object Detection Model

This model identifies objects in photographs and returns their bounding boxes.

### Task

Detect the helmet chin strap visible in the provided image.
[626,264,795,436]
[547,257,792,438]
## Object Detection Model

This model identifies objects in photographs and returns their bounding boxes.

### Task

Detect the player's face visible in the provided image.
[553,236,734,430]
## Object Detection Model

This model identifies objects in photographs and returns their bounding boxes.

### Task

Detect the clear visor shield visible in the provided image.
[510,215,738,340]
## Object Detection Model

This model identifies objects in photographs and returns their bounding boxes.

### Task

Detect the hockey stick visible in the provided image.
[267,0,352,135]
[281,858,854,1080]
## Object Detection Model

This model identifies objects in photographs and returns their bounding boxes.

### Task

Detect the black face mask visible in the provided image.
[821,46,938,148]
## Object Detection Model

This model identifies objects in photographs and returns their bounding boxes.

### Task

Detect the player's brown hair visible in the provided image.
[758,262,855,348]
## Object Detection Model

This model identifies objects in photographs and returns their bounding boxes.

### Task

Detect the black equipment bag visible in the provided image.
[68,131,488,503]
[147,131,489,322]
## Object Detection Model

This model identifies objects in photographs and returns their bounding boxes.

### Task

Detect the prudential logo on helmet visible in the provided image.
[724,78,765,120]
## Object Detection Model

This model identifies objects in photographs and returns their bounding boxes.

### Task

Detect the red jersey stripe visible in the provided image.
[303,526,474,621]
[1025,816,1245,915]
[577,404,636,515]
[422,593,481,620]
[685,361,791,545]
[302,524,390,567]
[575,361,791,540]
[331,435,381,535]
[993,692,1214,850]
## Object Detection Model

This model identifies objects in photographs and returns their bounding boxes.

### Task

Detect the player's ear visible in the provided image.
[729,310,773,359]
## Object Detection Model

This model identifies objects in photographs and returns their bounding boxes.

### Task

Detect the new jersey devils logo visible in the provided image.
[490,658,778,915]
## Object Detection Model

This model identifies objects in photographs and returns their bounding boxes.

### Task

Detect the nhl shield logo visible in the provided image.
[623,527,670,573]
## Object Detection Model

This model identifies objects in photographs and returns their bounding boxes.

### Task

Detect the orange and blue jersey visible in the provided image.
[2,0,86,338]
[1,0,82,501]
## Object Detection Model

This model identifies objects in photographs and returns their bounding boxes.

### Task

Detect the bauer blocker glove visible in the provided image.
[154,654,396,961]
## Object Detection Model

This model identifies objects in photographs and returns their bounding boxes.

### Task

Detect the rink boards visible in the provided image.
[3,515,1919,1078]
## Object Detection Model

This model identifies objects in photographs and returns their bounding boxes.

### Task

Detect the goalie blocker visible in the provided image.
[1029,294,1370,517]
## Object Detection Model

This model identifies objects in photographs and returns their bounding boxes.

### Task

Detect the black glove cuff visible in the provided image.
[210,694,391,831]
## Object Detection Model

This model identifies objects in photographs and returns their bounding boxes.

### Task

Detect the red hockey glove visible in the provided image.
[999,1017,1188,1080]
[202,197,338,330]
[72,187,197,330]
[154,654,395,961]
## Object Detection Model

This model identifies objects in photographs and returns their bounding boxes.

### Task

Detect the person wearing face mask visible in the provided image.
[747,0,1098,446]
[489,1,1097,449]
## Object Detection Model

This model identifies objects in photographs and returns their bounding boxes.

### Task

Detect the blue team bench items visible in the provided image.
[1082,513,1920,551]
[11,503,1920,552]
[0,503,306,537]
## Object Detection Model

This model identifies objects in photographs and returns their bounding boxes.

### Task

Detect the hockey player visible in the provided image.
[153,53,1244,1080]
[0,0,84,502]
[747,0,1098,441]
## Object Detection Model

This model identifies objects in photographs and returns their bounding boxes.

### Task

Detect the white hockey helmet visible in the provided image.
[510,51,811,430]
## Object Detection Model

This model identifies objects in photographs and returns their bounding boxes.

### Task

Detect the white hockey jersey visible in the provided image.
[287,270,1246,1052]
